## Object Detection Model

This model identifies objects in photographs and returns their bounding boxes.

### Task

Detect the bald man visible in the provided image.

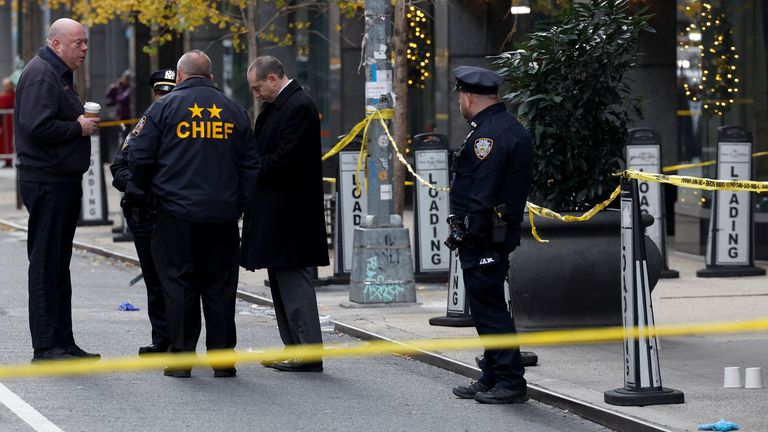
[14,18,101,363]
[128,50,258,378]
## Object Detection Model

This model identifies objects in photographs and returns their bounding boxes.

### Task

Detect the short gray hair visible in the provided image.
[247,56,285,81]
[177,50,212,77]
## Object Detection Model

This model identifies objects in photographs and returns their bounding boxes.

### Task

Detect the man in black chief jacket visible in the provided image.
[241,56,329,373]
[110,68,177,356]
[447,65,534,404]
[128,50,258,378]
[14,18,101,363]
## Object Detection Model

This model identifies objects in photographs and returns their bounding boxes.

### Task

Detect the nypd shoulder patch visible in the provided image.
[130,116,147,138]
[473,138,494,160]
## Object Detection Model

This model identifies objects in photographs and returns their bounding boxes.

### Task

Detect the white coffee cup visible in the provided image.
[83,102,101,118]
[724,366,742,388]
[745,367,764,389]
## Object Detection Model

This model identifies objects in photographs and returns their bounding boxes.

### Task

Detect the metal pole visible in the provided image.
[363,0,394,224]
[348,0,416,305]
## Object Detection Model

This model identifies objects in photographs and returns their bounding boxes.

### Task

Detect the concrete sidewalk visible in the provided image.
[2,167,767,432]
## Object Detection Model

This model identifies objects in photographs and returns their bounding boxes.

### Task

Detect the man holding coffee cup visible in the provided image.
[13,18,101,362]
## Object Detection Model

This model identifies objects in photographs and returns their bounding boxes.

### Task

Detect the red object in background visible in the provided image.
[0,87,14,165]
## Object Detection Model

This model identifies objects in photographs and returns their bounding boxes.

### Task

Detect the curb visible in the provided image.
[1,218,671,432]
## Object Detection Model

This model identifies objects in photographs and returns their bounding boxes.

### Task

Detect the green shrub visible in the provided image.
[491,0,653,211]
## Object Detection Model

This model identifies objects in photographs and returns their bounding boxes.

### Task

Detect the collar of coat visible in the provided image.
[174,76,219,92]
[269,79,302,110]
[38,45,74,85]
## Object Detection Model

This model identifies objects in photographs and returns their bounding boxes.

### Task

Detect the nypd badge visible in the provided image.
[130,116,147,138]
[473,138,494,160]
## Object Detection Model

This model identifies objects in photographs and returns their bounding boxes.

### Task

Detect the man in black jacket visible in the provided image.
[241,56,329,372]
[14,18,101,363]
[128,50,258,378]
[110,69,176,356]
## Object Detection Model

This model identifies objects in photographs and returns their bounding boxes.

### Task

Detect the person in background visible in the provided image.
[14,18,101,363]
[0,77,15,166]
[105,70,132,120]
[110,68,177,356]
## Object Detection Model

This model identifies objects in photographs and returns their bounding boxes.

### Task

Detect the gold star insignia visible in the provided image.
[207,104,222,119]
[188,103,204,118]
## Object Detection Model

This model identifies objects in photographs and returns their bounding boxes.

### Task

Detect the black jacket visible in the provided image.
[450,103,534,269]
[128,77,258,223]
[14,46,89,183]
[110,136,152,205]
[240,80,330,270]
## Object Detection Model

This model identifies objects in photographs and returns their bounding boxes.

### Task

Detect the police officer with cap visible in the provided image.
[149,68,176,98]
[110,68,176,356]
[128,50,258,378]
[447,65,534,404]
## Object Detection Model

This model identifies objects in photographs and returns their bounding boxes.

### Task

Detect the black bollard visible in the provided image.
[604,177,684,406]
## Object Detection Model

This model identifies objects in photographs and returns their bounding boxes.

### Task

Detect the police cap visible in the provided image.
[453,65,503,95]
[149,69,177,93]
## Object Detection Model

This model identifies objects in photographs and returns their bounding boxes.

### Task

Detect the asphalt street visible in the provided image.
[0,227,608,432]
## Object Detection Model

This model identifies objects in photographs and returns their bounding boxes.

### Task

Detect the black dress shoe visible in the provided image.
[31,347,77,363]
[213,368,237,378]
[64,345,101,360]
[138,343,170,355]
[266,358,323,372]
[65,345,101,360]
[452,381,490,399]
[163,367,191,378]
[474,387,529,404]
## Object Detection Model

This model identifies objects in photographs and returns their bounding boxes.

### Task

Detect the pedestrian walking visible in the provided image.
[13,18,101,363]
[446,65,534,404]
[240,56,329,372]
[128,50,258,378]
[109,68,177,356]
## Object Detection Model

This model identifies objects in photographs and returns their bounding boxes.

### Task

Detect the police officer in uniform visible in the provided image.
[110,68,176,355]
[447,65,534,404]
[128,50,258,378]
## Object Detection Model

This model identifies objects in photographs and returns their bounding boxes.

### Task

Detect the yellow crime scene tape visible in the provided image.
[98,118,139,128]
[322,108,449,194]
[661,151,768,173]
[620,168,768,193]
[3,317,768,379]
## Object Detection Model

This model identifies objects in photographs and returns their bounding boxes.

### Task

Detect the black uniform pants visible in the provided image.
[462,252,526,391]
[20,181,81,350]
[266,267,323,348]
[151,209,239,353]
[127,211,169,347]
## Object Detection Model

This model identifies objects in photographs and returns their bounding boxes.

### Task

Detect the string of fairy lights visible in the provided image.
[405,5,432,88]
[680,1,740,117]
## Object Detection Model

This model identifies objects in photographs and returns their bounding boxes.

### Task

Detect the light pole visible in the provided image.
[348,0,416,305]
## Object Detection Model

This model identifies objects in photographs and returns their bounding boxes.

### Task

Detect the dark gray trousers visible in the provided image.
[266,267,322,347]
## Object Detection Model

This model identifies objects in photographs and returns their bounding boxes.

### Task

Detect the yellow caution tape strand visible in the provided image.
[525,185,622,243]
[661,160,715,173]
[620,169,768,193]
[98,118,139,128]
[661,151,768,173]
[323,108,448,193]
[3,317,768,379]
[373,111,451,193]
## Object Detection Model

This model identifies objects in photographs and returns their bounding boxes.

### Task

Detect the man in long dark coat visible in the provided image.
[241,56,329,372]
